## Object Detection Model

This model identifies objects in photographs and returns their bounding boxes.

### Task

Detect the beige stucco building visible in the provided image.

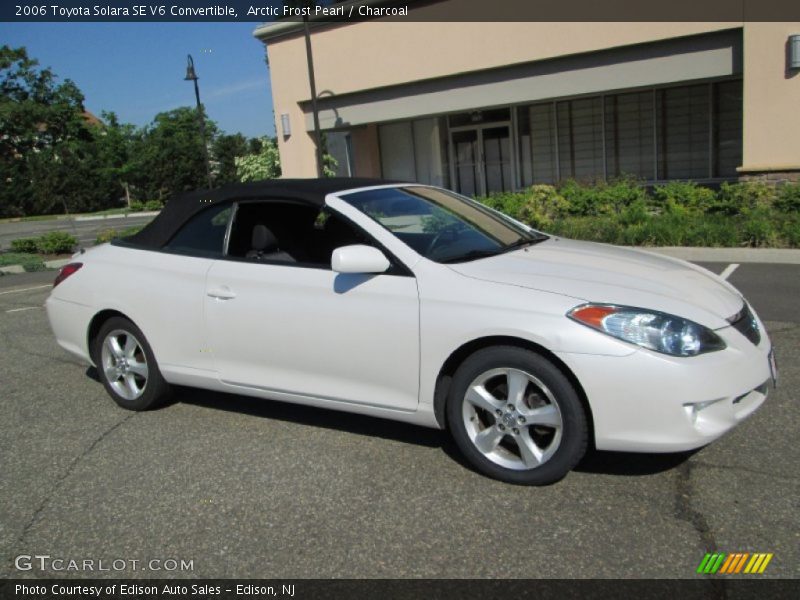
[255,3,800,194]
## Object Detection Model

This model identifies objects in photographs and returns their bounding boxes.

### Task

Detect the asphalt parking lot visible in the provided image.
[0,262,797,579]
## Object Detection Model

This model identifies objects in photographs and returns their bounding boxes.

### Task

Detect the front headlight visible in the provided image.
[567,304,726,357]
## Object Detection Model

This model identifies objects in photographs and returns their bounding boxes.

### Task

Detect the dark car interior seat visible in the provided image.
[245,224,295,263]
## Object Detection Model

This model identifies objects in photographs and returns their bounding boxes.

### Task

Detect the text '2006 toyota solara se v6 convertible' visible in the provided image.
[46,179,777,485]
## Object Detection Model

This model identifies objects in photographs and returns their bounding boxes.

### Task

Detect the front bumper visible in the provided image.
[556,323,773,453]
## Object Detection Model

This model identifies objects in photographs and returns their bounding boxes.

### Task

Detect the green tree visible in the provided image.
[131,107,218,201]
[0,45,95,216]
[94,111,137,206]
[212,133,248,185]
[235,137,282,182]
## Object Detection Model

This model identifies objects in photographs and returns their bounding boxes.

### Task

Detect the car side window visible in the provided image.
[226,201,368,269]
[163,203,232,257]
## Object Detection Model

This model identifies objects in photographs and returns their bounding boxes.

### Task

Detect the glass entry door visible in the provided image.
[451,124,513,197]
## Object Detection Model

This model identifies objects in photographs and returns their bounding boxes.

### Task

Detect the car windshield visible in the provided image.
[339,186,548,263]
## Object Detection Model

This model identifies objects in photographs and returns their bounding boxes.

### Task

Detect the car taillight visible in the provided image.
[53,262,83,287]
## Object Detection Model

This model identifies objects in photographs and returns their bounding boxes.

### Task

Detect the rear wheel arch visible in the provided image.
[433,336,595,447]
[88,310,136,364]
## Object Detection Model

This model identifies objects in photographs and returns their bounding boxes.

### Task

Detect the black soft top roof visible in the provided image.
[126,177,399,249]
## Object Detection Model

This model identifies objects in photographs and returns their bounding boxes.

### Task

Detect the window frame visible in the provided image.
[218,198,414,277]
[160,201,235,259]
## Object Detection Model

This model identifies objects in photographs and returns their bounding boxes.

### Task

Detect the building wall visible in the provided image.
[261,15,798,180]
[741,22,800,177]
[264,20,739,177]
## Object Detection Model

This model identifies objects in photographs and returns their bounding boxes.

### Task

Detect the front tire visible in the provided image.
[446,346,587,485]
[93,316,170,411]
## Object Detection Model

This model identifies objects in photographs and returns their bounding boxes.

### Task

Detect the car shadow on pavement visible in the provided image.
[84,367,697,478]
[171,384,448,449]
[576,448,697,476]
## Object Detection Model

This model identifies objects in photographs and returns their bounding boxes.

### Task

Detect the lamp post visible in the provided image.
[184,54,213,189]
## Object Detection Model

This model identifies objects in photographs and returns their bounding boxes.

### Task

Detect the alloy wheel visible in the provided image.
[100,329,149,401]
[462,367,563,470]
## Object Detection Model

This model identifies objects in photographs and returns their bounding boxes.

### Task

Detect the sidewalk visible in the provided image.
[641,247,800,264]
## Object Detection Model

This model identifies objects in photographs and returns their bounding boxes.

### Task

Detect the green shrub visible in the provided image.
[740,209,778,247]
[95,229,118,244]
[143,200,163,211]
[780,216,800,247]
[774,183,800,213]
[10,237,39,253]
[653,181,716,215]
[128,201,145,212]
[36,231,77,254]
[711,182,774,216]
[0,252,46,272]
[557,177,647,216]
[557,180,605,216]
[518,185,569,229]
[481,191,529,221]
[619,199,650,226]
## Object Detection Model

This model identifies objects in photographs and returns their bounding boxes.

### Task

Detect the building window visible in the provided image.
[518,104,557,185]
[556,97,604,180]
[324,131,353,177]
[516,79,742,185]
[605,91,655,180]
[657,84,710,180]
[713,80,743,178]
[379,117,449,187]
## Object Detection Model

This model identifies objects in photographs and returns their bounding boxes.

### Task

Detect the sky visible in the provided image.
[0,22,277,138]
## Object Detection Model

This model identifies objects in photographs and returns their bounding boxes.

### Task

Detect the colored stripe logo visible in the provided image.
[697,552,773,574]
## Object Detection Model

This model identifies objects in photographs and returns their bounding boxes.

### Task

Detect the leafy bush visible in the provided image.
[477,178,800,248]
[128,201,145,212]
[557,178,648,216]
[653,181,716,215]
[36,231,77,254]
[10,232,77,254]
[10,237,39,253]
[774,183,800,213]
[481,191,529,221]
[711,182,774,216]
[143,200,163,211]
[0,252,46,272]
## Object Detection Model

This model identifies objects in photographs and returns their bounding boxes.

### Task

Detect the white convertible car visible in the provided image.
[46,179,777,484]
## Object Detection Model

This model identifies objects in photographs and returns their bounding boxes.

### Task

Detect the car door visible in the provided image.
[204,203,420,412]
[126,201,232,376]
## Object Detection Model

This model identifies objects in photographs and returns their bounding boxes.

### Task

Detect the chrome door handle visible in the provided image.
[207,286,237,300]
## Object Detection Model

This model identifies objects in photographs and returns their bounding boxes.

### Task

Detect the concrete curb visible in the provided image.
[640,246,800,264]
[44,258,71,269]
[0,265,25,275]
[74,211,160,222]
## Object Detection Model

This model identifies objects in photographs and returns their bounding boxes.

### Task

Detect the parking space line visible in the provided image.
[0,284,51,295]
[720,263,740,280]
[5,306,40,313]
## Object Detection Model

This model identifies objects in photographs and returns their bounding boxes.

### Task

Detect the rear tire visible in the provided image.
[93,316,170,411]
[446,346,587,485]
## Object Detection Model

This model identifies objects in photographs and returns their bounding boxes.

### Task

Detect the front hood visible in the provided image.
[448,238,744,328]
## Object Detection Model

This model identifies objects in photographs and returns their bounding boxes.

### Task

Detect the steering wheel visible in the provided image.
[425,222,464,257]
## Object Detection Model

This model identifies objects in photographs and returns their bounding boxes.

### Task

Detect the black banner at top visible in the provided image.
[3,0,800,23]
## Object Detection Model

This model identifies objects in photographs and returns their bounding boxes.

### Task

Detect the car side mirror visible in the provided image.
[331,245,390,274]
